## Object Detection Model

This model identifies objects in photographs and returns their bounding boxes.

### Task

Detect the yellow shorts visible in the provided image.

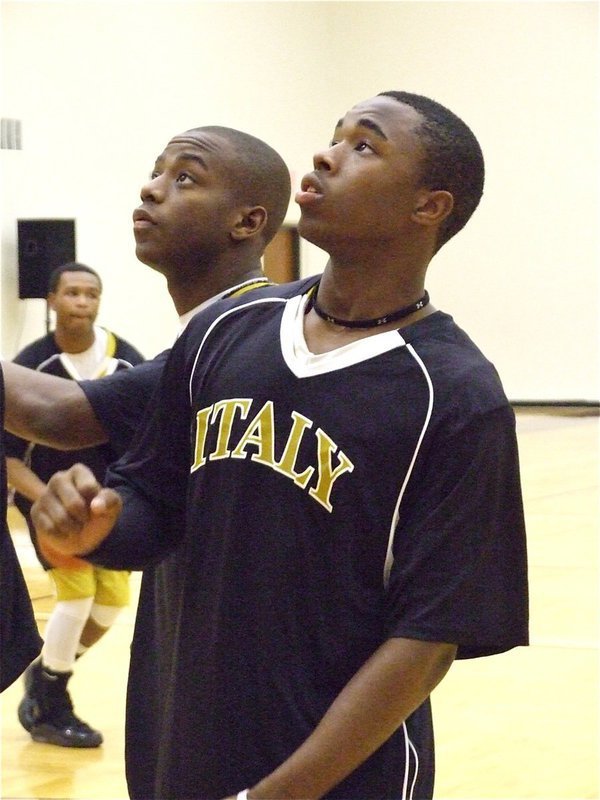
[50,566,130,607]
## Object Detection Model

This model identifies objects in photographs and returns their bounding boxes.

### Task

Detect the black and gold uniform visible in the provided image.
[92,279,528,800]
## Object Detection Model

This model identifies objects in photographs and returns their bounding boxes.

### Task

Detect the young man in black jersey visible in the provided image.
[2,125,290,794]
[30,92,528,800]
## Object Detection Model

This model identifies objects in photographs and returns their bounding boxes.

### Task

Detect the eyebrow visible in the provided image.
[357,118,388,141]
[335,116,389,141]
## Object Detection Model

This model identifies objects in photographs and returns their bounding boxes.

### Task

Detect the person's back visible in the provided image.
[0,366,42,692]
[4,261,144,747]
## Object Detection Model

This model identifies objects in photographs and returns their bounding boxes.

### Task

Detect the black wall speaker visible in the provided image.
[17,219,76,299]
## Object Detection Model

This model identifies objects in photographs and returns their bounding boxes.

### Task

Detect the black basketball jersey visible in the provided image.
[97,280,528,799]
[4,330,144,533]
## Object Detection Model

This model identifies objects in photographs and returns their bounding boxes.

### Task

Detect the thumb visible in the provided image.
[89,487,123,520]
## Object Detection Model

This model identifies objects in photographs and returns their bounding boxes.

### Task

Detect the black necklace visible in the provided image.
[306,283,430,329]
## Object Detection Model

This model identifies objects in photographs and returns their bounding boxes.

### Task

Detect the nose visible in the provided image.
[313,144,337,172]
[140,174,165,203]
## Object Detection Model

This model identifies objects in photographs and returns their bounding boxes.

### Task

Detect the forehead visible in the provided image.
[56,271,100,290]
[337,95,424,143]
[159,129,234,167]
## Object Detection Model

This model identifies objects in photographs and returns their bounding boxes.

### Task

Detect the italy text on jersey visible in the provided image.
[191,397,355,513]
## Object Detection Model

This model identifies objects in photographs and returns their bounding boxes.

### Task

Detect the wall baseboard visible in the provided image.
[510,401,599,416]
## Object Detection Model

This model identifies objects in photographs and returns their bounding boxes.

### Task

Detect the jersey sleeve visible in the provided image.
[386,405,529,659]
[86,339,191,571]
[79,351,170,458]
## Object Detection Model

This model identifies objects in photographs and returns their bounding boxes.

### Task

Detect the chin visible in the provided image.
[135,248,163,274]
[297,218,330,252]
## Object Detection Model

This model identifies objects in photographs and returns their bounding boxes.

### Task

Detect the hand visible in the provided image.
[31,463,123,557]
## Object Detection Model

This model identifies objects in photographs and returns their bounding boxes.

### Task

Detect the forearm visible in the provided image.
[248,638,457,800]
[2,361,107,448]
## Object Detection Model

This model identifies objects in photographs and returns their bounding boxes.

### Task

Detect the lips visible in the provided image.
[132,208,156,228]
[295,173,324,207]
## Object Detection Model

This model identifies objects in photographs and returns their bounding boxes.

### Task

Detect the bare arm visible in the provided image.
[1,361,107,449]
[6,457,47,503]
[229,636,456,800]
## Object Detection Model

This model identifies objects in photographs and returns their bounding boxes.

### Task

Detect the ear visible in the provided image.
[47,292,57,311]
[411,189,454,229]
[230,206,268,242]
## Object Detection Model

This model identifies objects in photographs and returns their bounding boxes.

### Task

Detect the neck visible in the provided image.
[317,254,430,323]
[166,259,266,315]
[53,327,95,354]
[309,284,429,329]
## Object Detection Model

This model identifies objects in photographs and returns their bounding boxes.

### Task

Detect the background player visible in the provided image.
[5,261,144,747]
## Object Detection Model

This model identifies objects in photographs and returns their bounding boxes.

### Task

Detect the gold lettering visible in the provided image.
[191,405,213,473]
[209,399,252,460]
[309,428,355,512]
[231,401,276,466]
[273,411,314,489]
[191,400,354,512]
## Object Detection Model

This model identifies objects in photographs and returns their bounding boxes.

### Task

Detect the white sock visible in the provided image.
[42,597,94,673]
[89,603,122,628]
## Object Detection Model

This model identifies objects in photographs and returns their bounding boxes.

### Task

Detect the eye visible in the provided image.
[355,140,374,153]
[176,172,194,184]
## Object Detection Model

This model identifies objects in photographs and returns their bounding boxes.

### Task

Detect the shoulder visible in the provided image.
[104,330,145,365]
[185,276,321,340]
[401,312,512,424]
[12,334,57,367]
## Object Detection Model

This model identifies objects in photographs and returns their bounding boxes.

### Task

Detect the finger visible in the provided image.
[46,466,101,525]
[90,488,123,520]
[31,486,88,539]
[69,463,103,500]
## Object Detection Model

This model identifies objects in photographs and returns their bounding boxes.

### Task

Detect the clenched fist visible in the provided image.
[31,463,123,557]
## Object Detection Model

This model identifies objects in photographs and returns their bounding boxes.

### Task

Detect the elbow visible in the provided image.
[425,641,457,694]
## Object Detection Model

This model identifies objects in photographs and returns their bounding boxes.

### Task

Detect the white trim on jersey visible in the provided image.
[401,721,420,800]
[33,353,65,374]
[188,296,288,403]
[281,294,406,377]
[382,342,434,590]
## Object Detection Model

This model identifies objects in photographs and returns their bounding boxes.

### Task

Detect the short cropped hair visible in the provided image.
[378,91,485,251]
[48,262,102,294]
[193,126,291,245]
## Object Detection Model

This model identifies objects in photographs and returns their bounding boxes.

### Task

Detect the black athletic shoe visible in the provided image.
[17,659,103,748]
[30,710,103,748]
[17,658,41,733]
[17,694,36,733]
